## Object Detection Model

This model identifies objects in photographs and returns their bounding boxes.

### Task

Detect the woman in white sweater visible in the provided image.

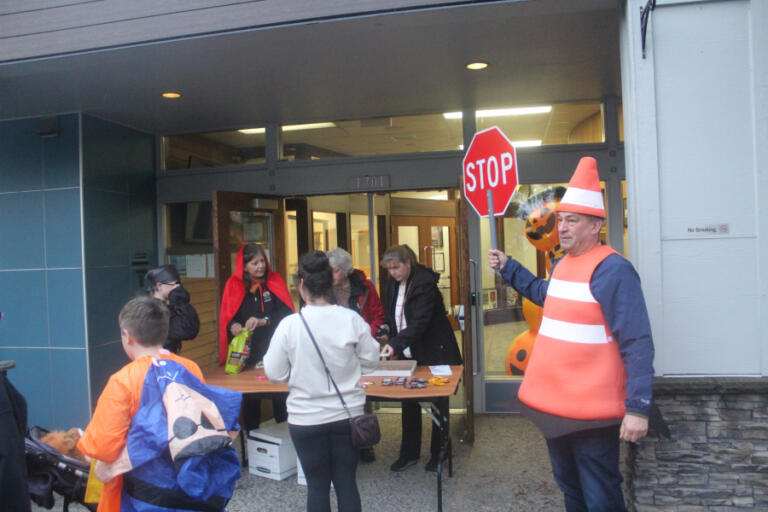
[264,251,391,512]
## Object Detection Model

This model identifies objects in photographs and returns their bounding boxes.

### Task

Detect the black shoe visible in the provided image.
[390,458,418,472]
[425,457,439,472]
[359,447,376,463]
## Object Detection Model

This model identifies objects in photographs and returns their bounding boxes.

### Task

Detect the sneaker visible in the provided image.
[425,457,439,472]
[359,447,376,463]
[390,458,418,472]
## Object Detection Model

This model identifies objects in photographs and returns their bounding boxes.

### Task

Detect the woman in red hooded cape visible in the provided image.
[219,243,294,430]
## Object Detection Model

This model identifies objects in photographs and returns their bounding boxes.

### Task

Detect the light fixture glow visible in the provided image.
[510,140,542,148]
[239,122,336,135]
[162,92,181,99]
[443,106,552,120]
[466,62,489,70]
[281,122,335,132]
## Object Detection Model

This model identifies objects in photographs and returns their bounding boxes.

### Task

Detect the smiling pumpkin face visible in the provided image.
[524,201,561,252]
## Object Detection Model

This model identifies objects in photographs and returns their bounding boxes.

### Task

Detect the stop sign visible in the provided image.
[463,126,519,217]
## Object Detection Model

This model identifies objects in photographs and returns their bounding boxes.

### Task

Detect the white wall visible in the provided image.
[621,0,767,375]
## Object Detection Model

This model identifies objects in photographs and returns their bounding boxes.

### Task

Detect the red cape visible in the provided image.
[218,244,295,365]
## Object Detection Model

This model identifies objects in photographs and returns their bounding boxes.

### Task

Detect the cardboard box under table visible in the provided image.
[247,421,297,481]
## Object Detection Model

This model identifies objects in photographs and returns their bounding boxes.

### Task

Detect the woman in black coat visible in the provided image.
[380,245,462,473]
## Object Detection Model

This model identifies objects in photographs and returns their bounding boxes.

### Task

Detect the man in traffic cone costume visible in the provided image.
[489,157,654,512]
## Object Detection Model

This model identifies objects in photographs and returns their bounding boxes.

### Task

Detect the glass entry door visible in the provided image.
[391,216,458,328]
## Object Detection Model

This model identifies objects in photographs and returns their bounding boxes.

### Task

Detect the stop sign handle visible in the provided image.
[487,189,498,251]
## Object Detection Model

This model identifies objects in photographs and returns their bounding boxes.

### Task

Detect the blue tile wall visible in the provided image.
[44,188,82,268]
[88,341,128,404]
[0,191,45,269]
[0,347,53,428]
[0,114,88,430]
[81,115,156,408]
[47,269,86,348]
[85,267,132,347]
[50,349,90,428]
[0,270,48,348]
[83,188,131,268]
[42,115,79,189]
[0,118,43,192]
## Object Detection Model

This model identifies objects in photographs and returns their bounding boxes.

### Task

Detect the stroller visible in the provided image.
[25,426,97,512]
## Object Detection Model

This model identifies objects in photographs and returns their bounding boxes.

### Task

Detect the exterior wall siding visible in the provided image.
[0,114,90,430]
[0,0,477,62]
[81,115,157,402]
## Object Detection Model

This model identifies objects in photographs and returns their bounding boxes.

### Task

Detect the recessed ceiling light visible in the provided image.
[466,62,489,70]
[162,92,181,99]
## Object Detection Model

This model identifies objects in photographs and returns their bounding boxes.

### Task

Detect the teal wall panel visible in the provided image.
[0,114,89,430]
[81,115,156,406]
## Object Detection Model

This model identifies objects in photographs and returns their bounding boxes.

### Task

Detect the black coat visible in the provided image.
[0,369,30,512]
[384,263,462,366]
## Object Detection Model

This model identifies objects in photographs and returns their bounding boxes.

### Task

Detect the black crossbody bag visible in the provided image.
[298,311,381,449]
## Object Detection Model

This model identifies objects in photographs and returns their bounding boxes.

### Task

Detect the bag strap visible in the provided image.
[298,311,352,419]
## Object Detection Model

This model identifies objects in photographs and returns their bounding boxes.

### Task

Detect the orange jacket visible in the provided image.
[77,353,203,512]
[518,245,627,420]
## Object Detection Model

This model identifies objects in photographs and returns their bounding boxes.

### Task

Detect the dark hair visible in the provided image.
[118,296,170,347]
[242,243,268,288]
[298,251,333,299]
[145,265,180,294]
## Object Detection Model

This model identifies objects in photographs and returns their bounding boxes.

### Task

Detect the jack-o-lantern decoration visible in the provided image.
[504,186,566,376]
[524,201,559,252]
[506,330,536,376]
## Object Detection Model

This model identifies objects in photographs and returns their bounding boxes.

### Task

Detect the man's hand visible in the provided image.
[488,249,509,271]
[620,414,649,443]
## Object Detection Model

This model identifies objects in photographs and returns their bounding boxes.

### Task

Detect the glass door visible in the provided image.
[390,216,458,328]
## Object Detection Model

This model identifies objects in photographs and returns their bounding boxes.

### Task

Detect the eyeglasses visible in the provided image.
[162,281,180,286]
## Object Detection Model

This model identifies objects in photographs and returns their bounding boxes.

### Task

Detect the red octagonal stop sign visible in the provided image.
[463,126,519,217]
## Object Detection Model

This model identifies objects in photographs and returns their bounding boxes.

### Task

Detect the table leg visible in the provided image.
[419,399,451,512]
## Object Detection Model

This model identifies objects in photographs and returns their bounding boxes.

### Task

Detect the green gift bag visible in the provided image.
[225,328,252,374]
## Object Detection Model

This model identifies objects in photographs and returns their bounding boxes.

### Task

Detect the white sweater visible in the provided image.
[264,304,381,426]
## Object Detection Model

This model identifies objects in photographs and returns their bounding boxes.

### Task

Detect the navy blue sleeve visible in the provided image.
[498,258,549,306]
[591,254,655,416]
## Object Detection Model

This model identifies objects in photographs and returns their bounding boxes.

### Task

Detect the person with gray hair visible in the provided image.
[327,247,386,463]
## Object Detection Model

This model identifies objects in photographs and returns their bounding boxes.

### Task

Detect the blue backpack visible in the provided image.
[119,358,242,511]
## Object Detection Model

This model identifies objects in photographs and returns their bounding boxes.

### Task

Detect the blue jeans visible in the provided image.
[545,425,627,512]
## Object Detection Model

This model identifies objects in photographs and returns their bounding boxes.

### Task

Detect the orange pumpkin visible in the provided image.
[522,298,543,332]
[505,330,536,376]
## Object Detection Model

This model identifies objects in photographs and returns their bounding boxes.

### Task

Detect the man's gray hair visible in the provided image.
[327,247,354,275]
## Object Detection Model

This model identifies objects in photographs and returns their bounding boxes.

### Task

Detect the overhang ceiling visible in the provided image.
[0,0,622,135]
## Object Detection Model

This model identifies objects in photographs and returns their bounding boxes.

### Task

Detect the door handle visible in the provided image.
[468,258,482,377]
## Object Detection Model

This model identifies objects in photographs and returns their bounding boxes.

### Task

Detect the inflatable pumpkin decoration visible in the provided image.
[504,186,566,376]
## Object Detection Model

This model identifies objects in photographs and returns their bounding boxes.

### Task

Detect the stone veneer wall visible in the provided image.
[626,378,768,511]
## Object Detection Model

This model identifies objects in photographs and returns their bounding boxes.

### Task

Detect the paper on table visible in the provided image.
[429,365,452,376]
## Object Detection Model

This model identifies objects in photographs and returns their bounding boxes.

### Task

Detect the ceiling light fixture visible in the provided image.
[239,122,336,135]
[466,62,489,70]
[443,106,552,120]
[162,92,181,99]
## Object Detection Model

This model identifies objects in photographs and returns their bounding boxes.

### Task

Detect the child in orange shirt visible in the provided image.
[77,296,240,512]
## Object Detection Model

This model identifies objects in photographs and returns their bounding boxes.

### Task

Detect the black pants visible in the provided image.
[399,397,448,461]
[290,419,361,512]
[0,372,30,512]
[242,394,288,431]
